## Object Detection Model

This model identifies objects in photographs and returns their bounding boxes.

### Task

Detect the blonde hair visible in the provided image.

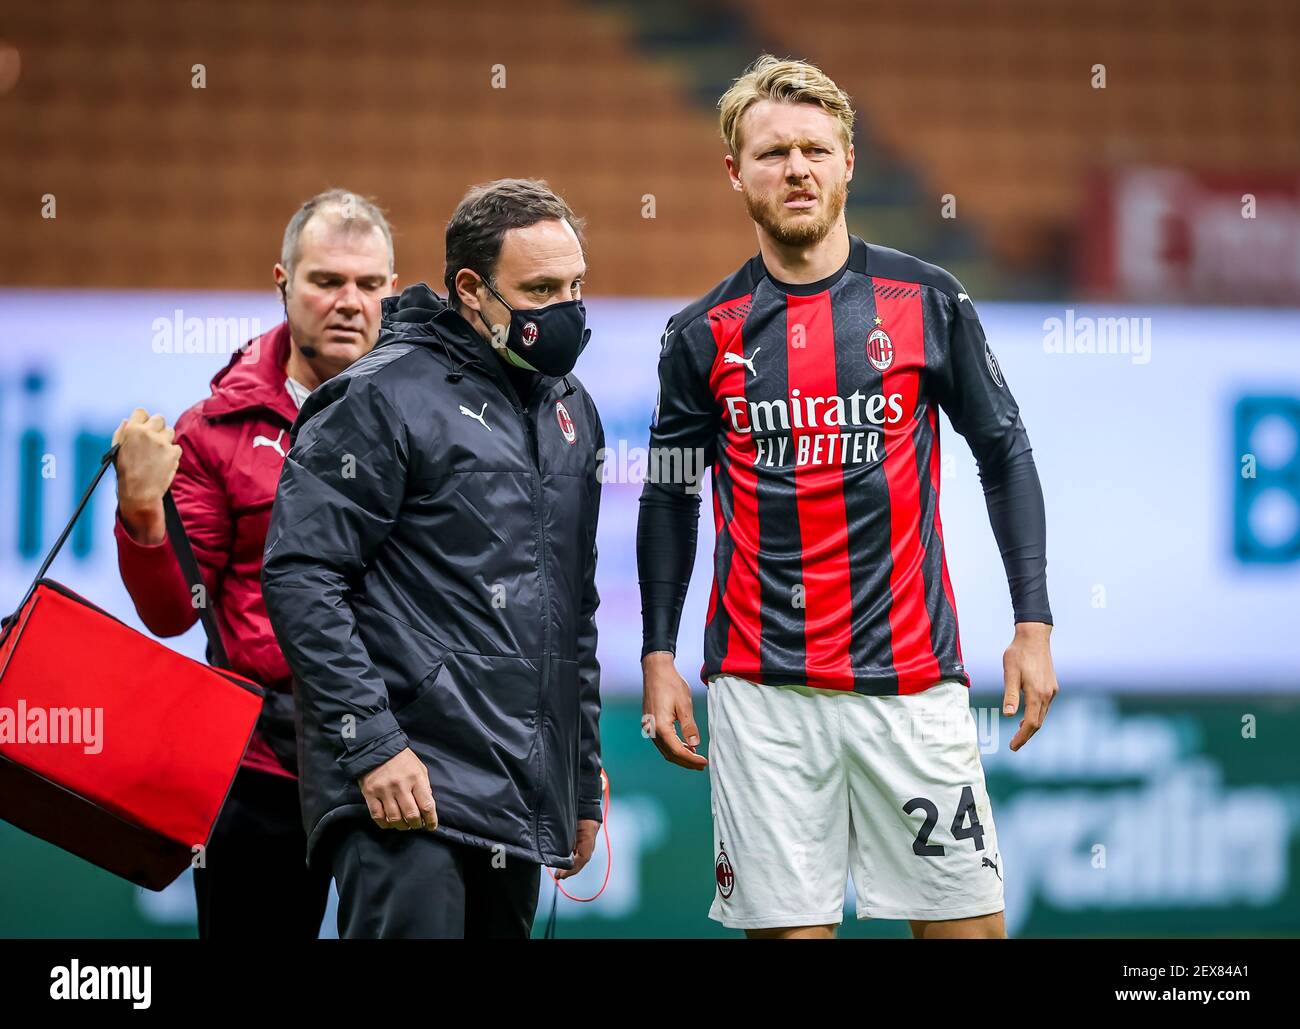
[718,54,855,158]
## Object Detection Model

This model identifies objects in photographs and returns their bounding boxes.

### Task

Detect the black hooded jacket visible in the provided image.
[262,283,604,867]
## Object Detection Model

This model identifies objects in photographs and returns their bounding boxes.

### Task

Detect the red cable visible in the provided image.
[548,768,612,902]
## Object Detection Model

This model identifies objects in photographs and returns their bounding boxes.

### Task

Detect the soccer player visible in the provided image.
[112,189,397,938]
[637,55,1058,939]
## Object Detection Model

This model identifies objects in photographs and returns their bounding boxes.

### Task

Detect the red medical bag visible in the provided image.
[0,445,264,889]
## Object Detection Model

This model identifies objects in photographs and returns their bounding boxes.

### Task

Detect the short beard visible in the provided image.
[744,176,848,247]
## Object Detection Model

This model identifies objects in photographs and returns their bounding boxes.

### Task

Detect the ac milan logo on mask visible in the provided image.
[555,400,577,445]
[866,327,895,371]
[521,321,539,347]
[715,844,735,898]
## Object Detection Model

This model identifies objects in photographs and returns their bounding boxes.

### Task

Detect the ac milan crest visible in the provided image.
[555,400,577,444]
[866,327,895,371]
[985,344,1004,387]
[521,321,539,347]
[715,843,735,898]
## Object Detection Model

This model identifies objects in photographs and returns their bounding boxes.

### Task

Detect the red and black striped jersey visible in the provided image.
[638,235,1051,695]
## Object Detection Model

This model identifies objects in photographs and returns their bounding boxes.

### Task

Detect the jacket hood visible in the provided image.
[202,320,299,424]
[381,280,451,326]
[379,282,486,363]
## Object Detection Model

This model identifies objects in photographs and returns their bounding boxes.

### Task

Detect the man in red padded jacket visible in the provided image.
[111,189,398,938]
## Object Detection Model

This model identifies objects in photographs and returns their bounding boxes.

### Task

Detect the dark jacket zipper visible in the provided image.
[481,362,555,860]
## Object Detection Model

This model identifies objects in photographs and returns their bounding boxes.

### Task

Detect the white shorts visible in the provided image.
[706,674,1004,929]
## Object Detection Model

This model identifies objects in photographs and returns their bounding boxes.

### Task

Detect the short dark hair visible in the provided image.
[443,178,586,306]
[281,188,394,277]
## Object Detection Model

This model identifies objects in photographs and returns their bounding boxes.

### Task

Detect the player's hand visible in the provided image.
[358,747,439,831]
[1002,622,1058,752]
[112,408,182,546]
[642,651,708,770]
[554,819,600,880]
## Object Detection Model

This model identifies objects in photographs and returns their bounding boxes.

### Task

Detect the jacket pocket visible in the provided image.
[353,600,449,711]
[392,657,446,722]
[392,651,541,852]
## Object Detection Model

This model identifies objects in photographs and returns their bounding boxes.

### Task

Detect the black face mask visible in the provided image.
[476,277,590,377]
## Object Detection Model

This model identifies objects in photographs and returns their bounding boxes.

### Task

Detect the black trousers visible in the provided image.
[327,822,542,939]
[193,767,332,939]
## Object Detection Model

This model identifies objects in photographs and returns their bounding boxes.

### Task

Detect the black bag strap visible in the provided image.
[160,485,230,669]
[1,443,229,669]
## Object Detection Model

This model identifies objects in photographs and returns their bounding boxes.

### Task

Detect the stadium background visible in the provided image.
[1,0,1298,937]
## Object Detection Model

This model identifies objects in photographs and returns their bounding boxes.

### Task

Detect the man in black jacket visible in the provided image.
[262,179,603,939]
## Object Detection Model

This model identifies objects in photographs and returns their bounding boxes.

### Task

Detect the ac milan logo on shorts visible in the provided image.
[555,400,577,444]
[715,844,735,898]
[521,321,539,347]
[866,327,895,371]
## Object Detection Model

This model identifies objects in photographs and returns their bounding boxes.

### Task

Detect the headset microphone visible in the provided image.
[279,282,318,358]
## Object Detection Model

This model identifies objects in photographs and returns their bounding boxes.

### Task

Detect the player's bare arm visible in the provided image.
[642,651,708,770]
[1003,621,1058,751]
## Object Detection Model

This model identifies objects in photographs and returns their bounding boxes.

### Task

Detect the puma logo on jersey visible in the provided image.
[981,854,1002,881]
[958,292,971,304]
[251,430,287,458]
[724,346,761,377]
[459,402,492,432]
